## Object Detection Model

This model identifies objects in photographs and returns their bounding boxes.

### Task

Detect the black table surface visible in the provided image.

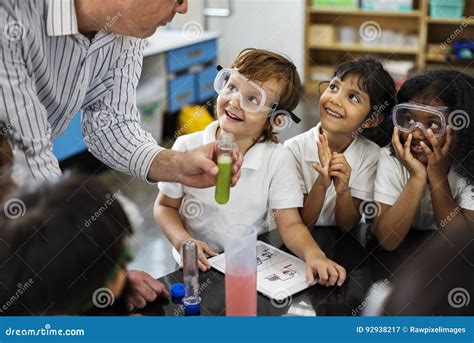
[137,224,445,316]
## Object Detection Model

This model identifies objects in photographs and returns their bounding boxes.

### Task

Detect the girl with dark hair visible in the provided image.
[285,57,397,230]
[374,70,474,251]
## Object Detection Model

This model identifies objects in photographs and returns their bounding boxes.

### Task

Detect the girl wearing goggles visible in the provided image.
[374,70,474,251]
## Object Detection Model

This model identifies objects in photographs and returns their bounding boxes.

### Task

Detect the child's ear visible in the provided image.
[362,113,385,129]
[274,114,285,127]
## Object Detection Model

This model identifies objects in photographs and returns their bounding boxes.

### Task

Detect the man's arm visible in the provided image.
[0,5,61,183]
[82,37,165,182]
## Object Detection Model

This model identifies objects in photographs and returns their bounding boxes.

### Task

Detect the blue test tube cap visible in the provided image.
[171,283,185,299]
[184,302,201,316]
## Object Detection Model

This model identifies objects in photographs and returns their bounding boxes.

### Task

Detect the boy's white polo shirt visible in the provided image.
[374,146,474,230]
[158,121,303,256]
[284,122,380,226]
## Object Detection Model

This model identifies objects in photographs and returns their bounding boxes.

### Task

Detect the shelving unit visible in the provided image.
[305,0,474,95]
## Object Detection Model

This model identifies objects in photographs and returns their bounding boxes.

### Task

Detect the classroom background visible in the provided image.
[49,0,474,288]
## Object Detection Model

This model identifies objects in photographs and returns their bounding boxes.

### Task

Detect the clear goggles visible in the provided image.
[392,102,448,137]
[214,66,300,123]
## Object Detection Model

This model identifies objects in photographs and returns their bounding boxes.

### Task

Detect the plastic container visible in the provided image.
[312,0,358,8]
[430,0,465,18]
[339,26,357,44]
[309,25,337,45]
[225,225,257,316]
[361,0,413,11]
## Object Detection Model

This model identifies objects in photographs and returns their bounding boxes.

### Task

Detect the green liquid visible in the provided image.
[215,155,233,204]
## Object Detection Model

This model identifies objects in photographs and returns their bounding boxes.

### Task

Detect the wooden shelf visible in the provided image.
[309,43,419,55]
[305,0,474,91]
[426,54,474,64]
[426,53,447,62]
[427,17,474,25]
[308,6,422,17]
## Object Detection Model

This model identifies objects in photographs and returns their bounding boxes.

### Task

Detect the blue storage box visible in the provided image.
[430,0,465,18]
[168,73,197,113]
[361,0,413,11]
[196,65,217,102]
[167,40,217,74]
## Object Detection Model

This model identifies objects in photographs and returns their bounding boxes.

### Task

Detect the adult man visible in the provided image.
[0,0,242,311]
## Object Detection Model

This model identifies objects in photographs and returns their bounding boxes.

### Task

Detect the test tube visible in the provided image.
[182,240,201,315]
[215,132,234,204]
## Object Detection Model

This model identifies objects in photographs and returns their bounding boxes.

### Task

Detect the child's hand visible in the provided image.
[179,239,218,272]
[329,152,351,195]
[420,127,454,182]
[305,254,346,287]
[392,128,427,180]
[312,133,332,188]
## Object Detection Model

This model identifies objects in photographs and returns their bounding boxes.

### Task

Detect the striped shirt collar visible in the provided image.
[46,0,79,36]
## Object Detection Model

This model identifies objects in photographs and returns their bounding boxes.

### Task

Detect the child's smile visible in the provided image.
[223,108,244,122]
[319,76,371,135]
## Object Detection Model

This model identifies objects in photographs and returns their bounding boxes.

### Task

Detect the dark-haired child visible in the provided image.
[374,70,474,251]
[285,57,396,230]
[0,174,168,315]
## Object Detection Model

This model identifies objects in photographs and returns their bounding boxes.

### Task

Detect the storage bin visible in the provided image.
[361,0,413,11]
[312,0,358,8]
[309,25,337,45]
[430,0,465,18]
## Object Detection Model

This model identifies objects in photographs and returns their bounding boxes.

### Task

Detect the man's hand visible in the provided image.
[125,270,169,312]
[147,143,243,188]
[177,142,243,188]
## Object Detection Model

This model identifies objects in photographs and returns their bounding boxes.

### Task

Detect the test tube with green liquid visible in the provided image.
[215,132,234,204]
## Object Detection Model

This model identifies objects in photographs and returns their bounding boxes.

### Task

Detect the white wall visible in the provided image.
[170,0,306,81]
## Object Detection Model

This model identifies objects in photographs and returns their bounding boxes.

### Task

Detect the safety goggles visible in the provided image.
[214,66,300,123]
[392,102,448,137]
